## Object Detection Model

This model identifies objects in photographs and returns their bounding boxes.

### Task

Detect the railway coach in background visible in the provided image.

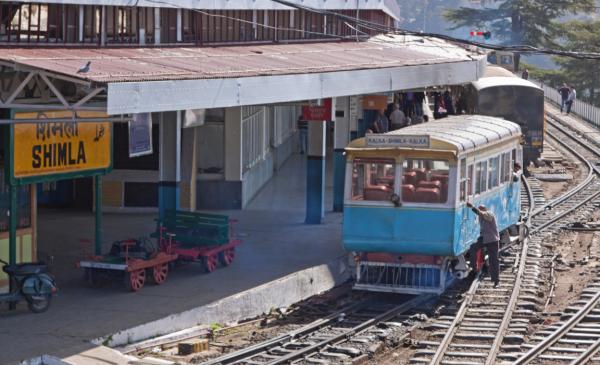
[466,65,545,166]
[343,115,524,294]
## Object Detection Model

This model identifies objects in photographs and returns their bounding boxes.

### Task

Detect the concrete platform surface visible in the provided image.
[0,154,345,364]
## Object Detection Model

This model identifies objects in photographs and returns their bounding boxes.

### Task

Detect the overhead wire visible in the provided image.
[139,0,600,60]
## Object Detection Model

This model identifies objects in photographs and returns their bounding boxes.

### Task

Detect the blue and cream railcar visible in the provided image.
[343,115,523,294]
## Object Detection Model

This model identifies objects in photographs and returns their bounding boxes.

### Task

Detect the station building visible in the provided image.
[0,0,485,287]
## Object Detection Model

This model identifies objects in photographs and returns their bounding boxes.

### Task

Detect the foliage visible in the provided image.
[553,21,600,106]
[444,0,595,46]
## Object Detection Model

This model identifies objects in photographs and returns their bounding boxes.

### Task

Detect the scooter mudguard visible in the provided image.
[22,274,56,296]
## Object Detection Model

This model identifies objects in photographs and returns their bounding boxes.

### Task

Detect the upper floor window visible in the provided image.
[402,159,449,204]
[351,158,395,202]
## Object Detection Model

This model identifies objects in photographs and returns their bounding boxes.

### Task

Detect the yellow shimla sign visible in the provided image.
[11,111,112,182]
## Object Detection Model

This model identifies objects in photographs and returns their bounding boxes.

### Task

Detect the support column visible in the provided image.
[154,8,161,45]
[158,112,181,220]
[349,96,360,140]
[223,107,244,209]
[306,120,326,224]
[333,97,350,212]
[224,107,242,182]
[94,175,102,255]
[9,184,16,310]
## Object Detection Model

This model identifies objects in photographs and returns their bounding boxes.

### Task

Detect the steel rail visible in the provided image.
[569,336,600,365]
[264,294,434,365]
[198,301,369,365]
[484,235,529,365]
[428,273,482,365]
[430,116,599,365]
[531,130,600,233]
[513,291,600,365]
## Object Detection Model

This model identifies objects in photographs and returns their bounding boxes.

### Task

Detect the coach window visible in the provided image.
[501,152,511,183]
[402,158,450,204]
[351,158,395,201]
[459,158,467,201]
[468,165,474,196]
[475,161,487,194]
[488,156,500,189]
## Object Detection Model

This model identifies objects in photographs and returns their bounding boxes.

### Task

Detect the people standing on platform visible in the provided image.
[566,87,577,115]
[297,114,308,154]
[369,110,389,133]
[521,68,529,80]
[443,90,455,115]
[415,92,425,116]
[377,109,389,133]
[389,103,408,130]
[558,83,570,113]
[466,202,500,287]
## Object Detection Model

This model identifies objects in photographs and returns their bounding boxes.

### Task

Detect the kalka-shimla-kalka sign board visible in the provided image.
[365,134,430,148]
[7,110,112,185]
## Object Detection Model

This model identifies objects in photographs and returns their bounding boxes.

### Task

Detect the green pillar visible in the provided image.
[95,175,102,255]
[9,184,17,265]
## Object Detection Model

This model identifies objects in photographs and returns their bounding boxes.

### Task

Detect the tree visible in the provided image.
[444,0,594,46]
[552,21,600,106]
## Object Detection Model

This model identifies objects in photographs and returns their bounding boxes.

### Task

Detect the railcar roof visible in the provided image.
[347,115,521,153]
[472,76,541,91]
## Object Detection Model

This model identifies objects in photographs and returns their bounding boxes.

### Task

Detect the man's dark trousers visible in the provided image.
[469,237,500,284]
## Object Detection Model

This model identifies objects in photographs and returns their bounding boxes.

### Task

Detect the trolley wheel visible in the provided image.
[151,263,169,285]
[218,247,236,266]
[202,254,218,273]
[124,269,146,292]
[84,268,102,288]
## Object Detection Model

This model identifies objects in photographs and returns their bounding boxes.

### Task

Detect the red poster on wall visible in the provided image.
[302,98,333,121]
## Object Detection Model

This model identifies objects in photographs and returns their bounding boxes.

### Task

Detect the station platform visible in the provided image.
[0,153,345,364]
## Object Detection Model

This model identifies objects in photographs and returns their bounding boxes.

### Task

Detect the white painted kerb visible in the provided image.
[96,255,352,347]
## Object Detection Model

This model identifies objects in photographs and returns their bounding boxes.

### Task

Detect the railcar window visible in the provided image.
[468,165,474,196]
[402,159,449,204]
[459,159,467,201]
[501,152,511,183]
[475,161,487,194]
[488,156,500,188]
[351,158,395,201]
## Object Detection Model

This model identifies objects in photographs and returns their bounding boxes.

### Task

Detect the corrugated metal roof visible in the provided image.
[350,115,521,152]
[0,35,475,85]
[7,0,401,20]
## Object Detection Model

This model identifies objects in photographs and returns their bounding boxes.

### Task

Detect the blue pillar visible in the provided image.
[332,149,346,212]
[306,121,326,224]
[158,111,182,220]
[333,96,350,212]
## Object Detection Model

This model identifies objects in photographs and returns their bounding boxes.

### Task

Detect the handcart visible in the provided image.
[155,210,242,273]
[78,236,178,291]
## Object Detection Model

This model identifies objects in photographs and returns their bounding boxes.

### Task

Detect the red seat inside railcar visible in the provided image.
[413,168,427,183]
[415,187,441,203]
[403,171,417,186]
[375,176,394,187]
[363,186,392,201]
[418,180,442,189]
[402,184,415,202]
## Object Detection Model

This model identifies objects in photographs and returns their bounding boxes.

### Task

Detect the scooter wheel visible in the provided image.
[26,295,52,313]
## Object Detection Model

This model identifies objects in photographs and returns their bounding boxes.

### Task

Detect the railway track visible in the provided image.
[199,112,600,365]
[410,113,600,365]
[199,295,433,365]
[513,278,600,364]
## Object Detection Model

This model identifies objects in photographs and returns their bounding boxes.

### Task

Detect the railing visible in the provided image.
[532,80,600,128]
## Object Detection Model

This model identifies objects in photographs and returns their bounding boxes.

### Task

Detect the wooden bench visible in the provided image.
[152,210,231,246]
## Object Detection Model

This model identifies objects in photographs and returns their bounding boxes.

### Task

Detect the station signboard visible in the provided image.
[365,134,430,148]
[7,110,113,185]
[302,98,333,121]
